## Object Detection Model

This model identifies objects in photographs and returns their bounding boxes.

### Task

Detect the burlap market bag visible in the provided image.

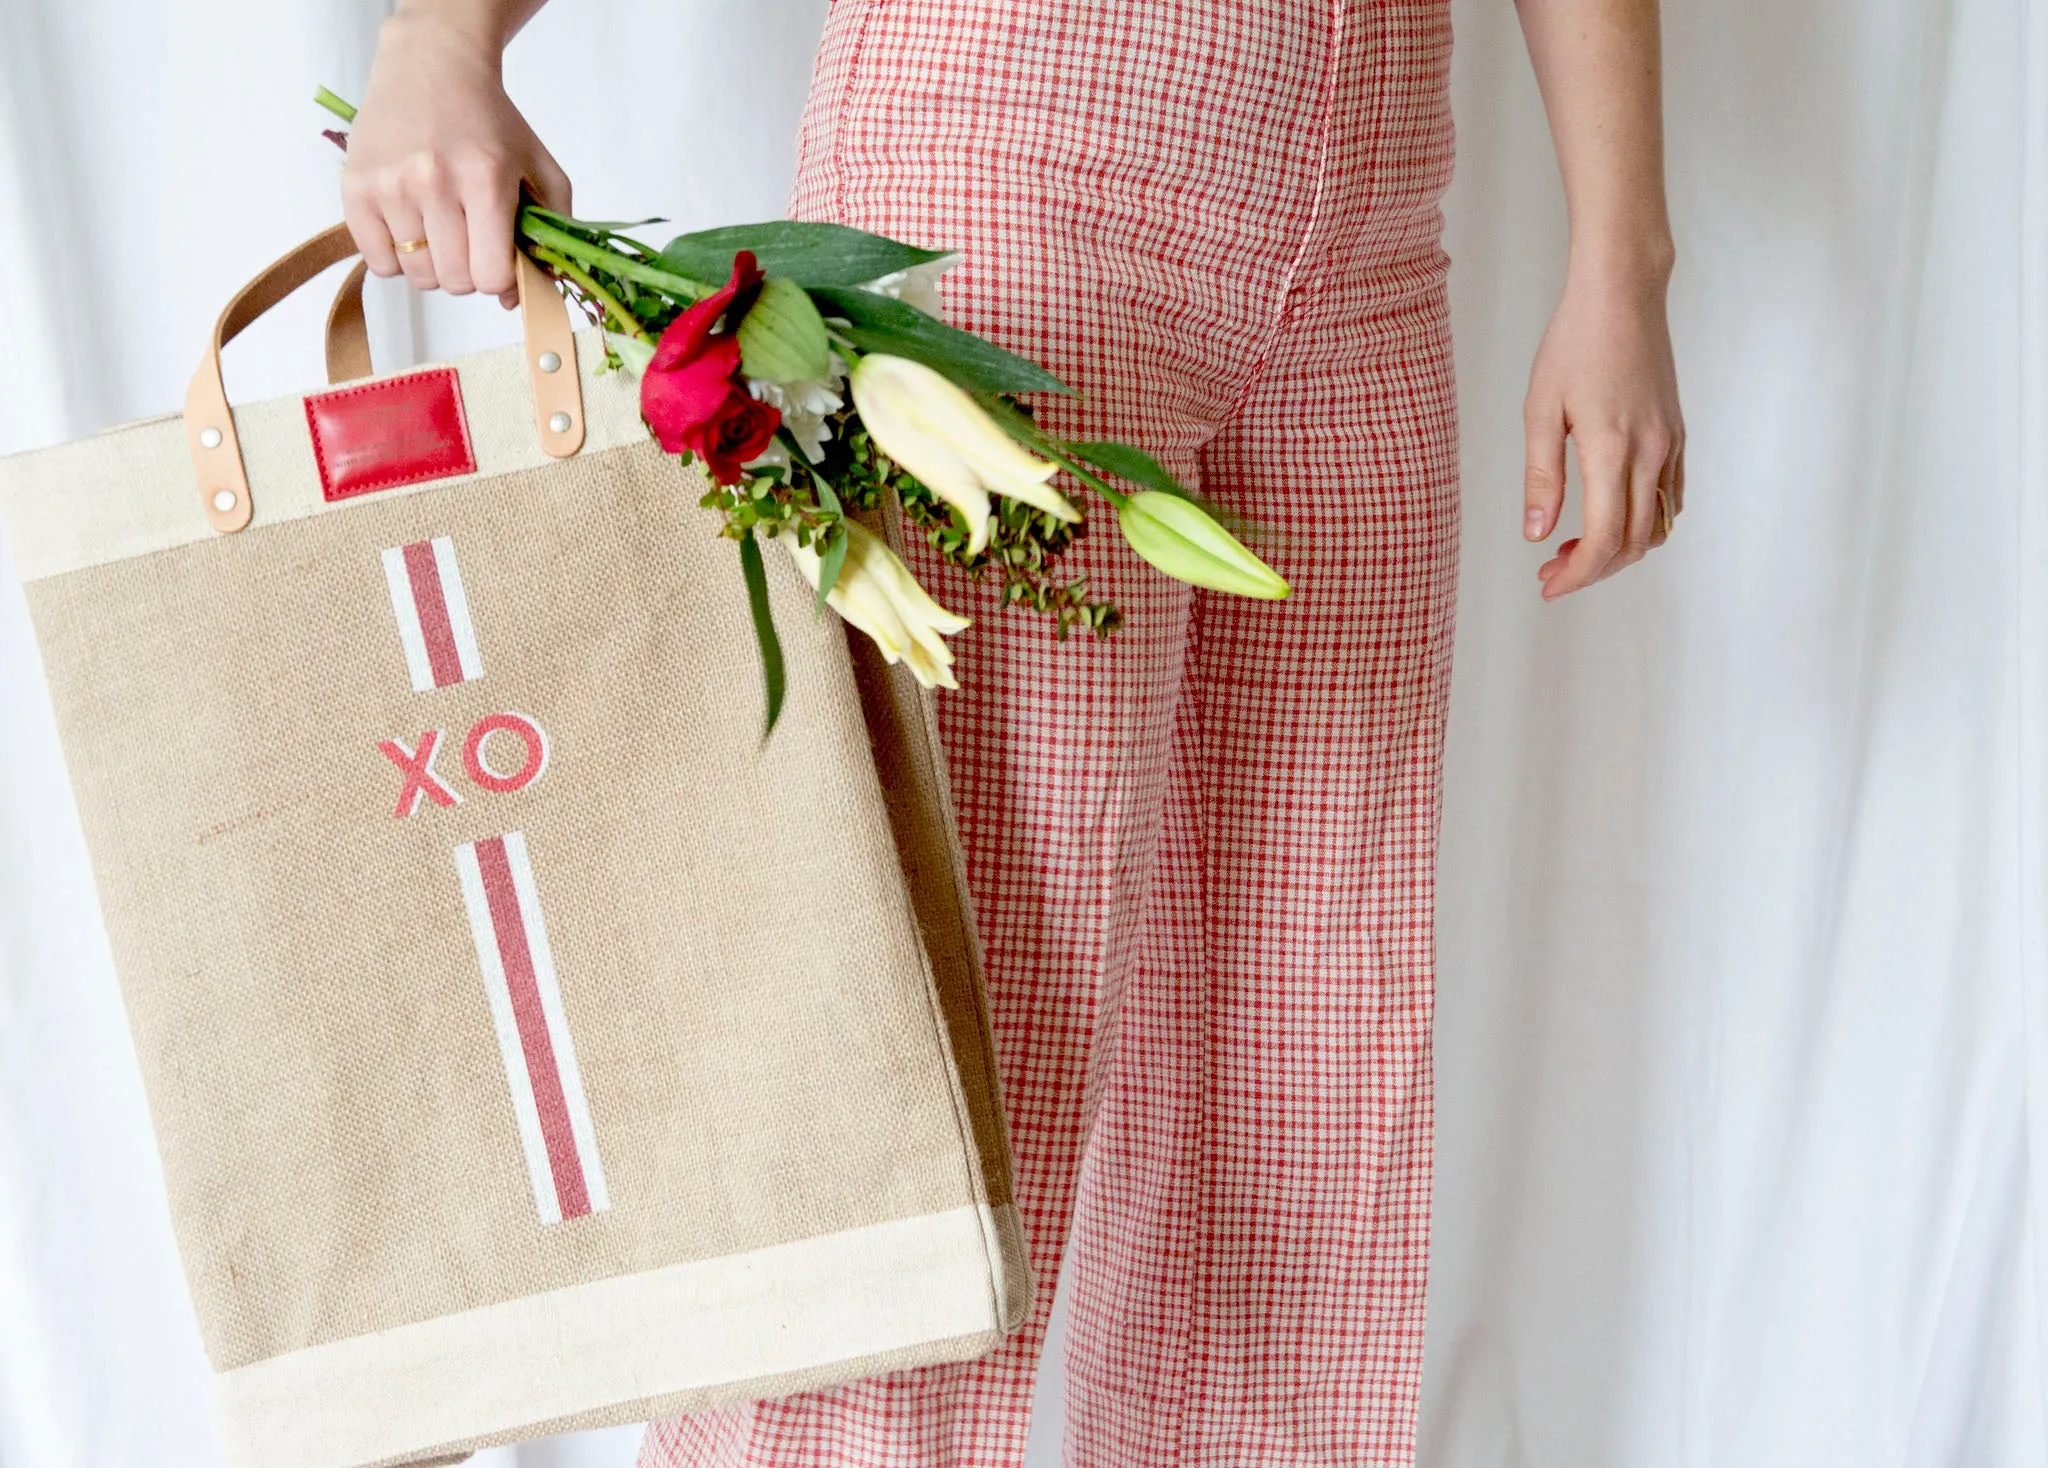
[0,226,1029,1468]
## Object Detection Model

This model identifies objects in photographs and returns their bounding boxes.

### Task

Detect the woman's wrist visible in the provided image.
[385,0,519,62]
[1566,221,1677,295]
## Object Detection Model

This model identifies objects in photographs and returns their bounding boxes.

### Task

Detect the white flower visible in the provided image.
[783,519,971,690]
[849,353,1080,557]
[859,254,962,320]
[749,351,847,464]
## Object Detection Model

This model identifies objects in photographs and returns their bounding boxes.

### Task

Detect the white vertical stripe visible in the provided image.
[431,535,485,683]
[454,840,560,1225]
[502,831,608,1213]
[380,545,434,694]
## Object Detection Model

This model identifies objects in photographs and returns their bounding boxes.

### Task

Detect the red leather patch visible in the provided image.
[305,367,476,502]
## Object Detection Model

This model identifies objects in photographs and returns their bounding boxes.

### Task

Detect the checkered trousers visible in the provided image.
[643,1,1459,1463]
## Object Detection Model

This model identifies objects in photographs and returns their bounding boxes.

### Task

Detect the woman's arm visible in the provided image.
[342,0,568,305]
[1514,0,1685,599]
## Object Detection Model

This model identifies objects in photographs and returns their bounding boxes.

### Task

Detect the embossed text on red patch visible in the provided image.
[305,367,476,503]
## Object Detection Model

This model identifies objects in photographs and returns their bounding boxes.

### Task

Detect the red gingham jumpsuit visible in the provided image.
[645,1,1458,1463]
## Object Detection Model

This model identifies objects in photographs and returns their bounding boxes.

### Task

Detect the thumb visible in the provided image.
[1523,394,1567,542]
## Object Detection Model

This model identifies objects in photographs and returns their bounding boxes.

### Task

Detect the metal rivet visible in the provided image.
[211,489,237,513]
[537,351,562,374]
[199,426,223,449]
[548,411,572,434]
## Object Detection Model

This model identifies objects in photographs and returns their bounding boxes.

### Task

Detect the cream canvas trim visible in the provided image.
[0,328,649,585]
[214,1203,1016,1468]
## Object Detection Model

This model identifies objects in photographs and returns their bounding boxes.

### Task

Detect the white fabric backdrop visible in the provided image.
[2,2,2043,1465]
[1427,1,2048,1464]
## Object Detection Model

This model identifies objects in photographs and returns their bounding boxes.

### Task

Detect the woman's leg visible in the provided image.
[1061,277,1460,1467]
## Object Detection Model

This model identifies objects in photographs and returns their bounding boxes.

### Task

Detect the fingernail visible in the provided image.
[1524,509,1545,540]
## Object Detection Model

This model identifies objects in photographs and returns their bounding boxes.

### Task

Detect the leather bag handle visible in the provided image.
[325,259,374,385]
[185,224,586,534]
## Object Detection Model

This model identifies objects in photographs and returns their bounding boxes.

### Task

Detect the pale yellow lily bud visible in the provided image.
[783,519,972,689]
[1117,491,1291,600]
[849,354,1080,556]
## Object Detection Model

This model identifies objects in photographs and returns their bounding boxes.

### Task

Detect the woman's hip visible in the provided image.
[795,0,1455,286]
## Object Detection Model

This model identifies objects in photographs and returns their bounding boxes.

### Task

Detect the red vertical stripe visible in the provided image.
[402,540,464,689]
[474,835,591,1219]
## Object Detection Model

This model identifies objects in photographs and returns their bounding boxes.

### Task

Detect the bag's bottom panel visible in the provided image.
[218,1204,1025,1468]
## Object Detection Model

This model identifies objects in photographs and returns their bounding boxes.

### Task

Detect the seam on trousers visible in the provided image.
[827,0,887,227]
[1212,0,1346,437]
[1178,588,1220,1468]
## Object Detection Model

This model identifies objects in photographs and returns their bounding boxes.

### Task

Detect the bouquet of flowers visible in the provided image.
[317,90,1287,732]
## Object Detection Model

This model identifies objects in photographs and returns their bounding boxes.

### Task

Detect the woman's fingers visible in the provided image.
[1649,439,1684,547]
[422,195,474,295]
[1523,393,1568,542]
[1630,446,1662,548]
[1612,442,1668,574]
[462,165,521,303]
[1645,458,1671,552]
[1535,428,1684,596]
[1539,440,1629,598]
[341,184,400,280]
[352,158,523,303]
[1536,537,1577,591]
[379,191,438,292]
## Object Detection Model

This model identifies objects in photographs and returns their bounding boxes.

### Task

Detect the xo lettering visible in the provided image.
[378,711,550,818]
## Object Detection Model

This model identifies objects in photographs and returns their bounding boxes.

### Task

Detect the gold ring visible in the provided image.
[1655,485,1675,540]
[394,238,430,254]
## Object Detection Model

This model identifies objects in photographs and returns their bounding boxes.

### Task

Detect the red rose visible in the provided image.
[693,388,782,485]
[640,250,782,484]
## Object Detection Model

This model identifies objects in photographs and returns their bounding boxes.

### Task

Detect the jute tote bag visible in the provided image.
[0,225,1030,1468]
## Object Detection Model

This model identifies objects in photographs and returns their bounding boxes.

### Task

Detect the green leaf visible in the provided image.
[811,476,849,615]
[1065,442,1186,496]
[737,277,833,383]
[813,288,1073,397]
[738,532,787,739]
[658,222,946,289]
[525,205,667,237]
[1065,439,1239,526]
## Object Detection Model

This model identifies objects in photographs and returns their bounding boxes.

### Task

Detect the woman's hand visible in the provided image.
[341,2,569,307]
[1511,0,1683,598]
[1522,262,1686,598]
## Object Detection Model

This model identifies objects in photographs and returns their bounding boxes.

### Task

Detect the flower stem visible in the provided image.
[1036,442,1130,510]
[313,86,356,123]
[518,212,716,303]
[528,245,653,344]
